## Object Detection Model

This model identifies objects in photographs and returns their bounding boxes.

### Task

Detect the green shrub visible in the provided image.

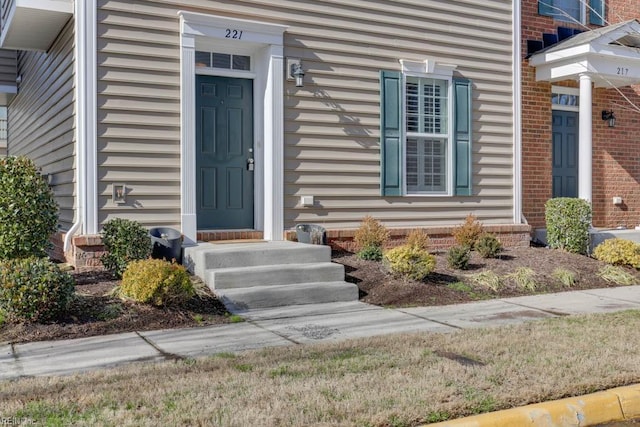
[101,218,152,278]
[406,228,430,250]
[475,233,502,259]
[0,257,75,322]
[592,238,640,269]
[447,245,471,270]
[354,216,389,250]
[357,245,384,261]
[0,156,58,259]
[452,214,484,249]
[120,259,194,306]
[545,198,591,255]
[383,245,435,281]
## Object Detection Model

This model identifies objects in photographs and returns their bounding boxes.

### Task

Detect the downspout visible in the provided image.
[512,0,523,224]
[64,0,85,252]
[65,0,97,251]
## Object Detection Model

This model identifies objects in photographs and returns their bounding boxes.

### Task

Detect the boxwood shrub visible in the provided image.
[0,257,75,322]
[383,245,435,281]
[100,218,151,278]
[120,258,194,306]
[0,156,58,259]
[545,198,592,255]
[593,238,640,269]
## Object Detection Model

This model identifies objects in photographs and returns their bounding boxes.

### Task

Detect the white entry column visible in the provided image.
[578,73,592,203]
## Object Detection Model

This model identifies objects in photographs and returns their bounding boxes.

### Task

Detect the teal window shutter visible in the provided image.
[589,0,605,25]
[539,0,554,16]
[453,78,472,196]
[380,70,402,196]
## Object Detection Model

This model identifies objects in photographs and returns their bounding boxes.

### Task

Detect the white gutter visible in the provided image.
[512,0,523,224]
[65,0,97,251]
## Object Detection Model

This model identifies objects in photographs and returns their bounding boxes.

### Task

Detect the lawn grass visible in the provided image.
[3,310,640,426]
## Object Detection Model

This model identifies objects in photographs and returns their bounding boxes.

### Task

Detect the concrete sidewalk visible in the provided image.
[2,285,640,380]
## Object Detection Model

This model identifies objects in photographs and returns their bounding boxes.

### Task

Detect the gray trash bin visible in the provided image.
[149,227,183,262]
[295,224,327,245]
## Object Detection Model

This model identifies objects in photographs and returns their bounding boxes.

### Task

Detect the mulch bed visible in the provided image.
[1,245,638,344]
[334,246,638,307]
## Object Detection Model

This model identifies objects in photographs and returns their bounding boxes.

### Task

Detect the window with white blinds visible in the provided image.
[405,77,448,194]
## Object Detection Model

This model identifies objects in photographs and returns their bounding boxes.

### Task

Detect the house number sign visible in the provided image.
[225,29,243,40]
[617,67,629,76]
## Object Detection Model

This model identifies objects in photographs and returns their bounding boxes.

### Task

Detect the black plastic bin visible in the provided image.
[295,224,327,245]
[149,227,183,262]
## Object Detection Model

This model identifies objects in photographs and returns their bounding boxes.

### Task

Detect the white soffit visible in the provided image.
[0,0,73,51]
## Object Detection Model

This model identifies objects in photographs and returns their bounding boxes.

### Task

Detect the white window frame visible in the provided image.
[400,59,456,196]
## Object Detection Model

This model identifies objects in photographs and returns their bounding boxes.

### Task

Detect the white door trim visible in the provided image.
[178,11,287,244]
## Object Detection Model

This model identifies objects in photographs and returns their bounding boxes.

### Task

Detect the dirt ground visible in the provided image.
[1,245,638,344]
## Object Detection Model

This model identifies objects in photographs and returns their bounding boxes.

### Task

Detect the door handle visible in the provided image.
[247,158,255,171]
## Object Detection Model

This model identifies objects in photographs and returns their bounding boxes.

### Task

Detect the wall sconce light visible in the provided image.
[112,183,126,204]
[289,60,305,87]
[602,110,616,128]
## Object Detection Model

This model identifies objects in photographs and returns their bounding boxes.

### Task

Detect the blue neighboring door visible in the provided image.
[196,75,254,229]
[552,110,578,198]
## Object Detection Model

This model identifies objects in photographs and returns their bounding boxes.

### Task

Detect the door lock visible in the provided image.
[247,158,255,171]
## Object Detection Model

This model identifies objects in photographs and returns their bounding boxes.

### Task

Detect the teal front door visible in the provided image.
[552,110,578,198]
[196,75,254,229]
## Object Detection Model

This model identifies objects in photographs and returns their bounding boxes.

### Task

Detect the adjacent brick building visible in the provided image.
[522,0,640,231]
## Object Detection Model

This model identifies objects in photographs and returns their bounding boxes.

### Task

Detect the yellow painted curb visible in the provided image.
[427,384,640,426]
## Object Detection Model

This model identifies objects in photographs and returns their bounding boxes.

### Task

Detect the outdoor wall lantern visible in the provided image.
[290,60,305,87]
[602,110,616,128]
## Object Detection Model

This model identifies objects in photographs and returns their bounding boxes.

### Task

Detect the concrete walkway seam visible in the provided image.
[426,384,640,426]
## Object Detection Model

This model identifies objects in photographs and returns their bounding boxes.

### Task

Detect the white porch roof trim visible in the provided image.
[529,19,640,88]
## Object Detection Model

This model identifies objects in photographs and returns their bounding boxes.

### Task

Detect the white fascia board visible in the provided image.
[589,57,640,86]
[590,43,640,58]
[17,0,72,14]
[601,21,640,44]
[535,59,591,81]
[529,44,592,66]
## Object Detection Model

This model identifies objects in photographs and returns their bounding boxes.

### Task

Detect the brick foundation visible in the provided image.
[285,224,532,253]
[49,231,106,272]
[198,230,264,241]
[53,225,531,271]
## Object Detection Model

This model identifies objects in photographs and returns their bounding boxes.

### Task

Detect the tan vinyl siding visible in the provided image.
[8,19,75,229]
[98,0,514,232]
[97,1,180,228]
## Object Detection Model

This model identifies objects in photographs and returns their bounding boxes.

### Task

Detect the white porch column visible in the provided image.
[263,46,284,241]
[578,73,592,203]
[179,30,197,245]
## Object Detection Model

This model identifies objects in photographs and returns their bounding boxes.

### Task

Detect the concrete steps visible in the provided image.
[218,282,359,311]
[183,241,358,311]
